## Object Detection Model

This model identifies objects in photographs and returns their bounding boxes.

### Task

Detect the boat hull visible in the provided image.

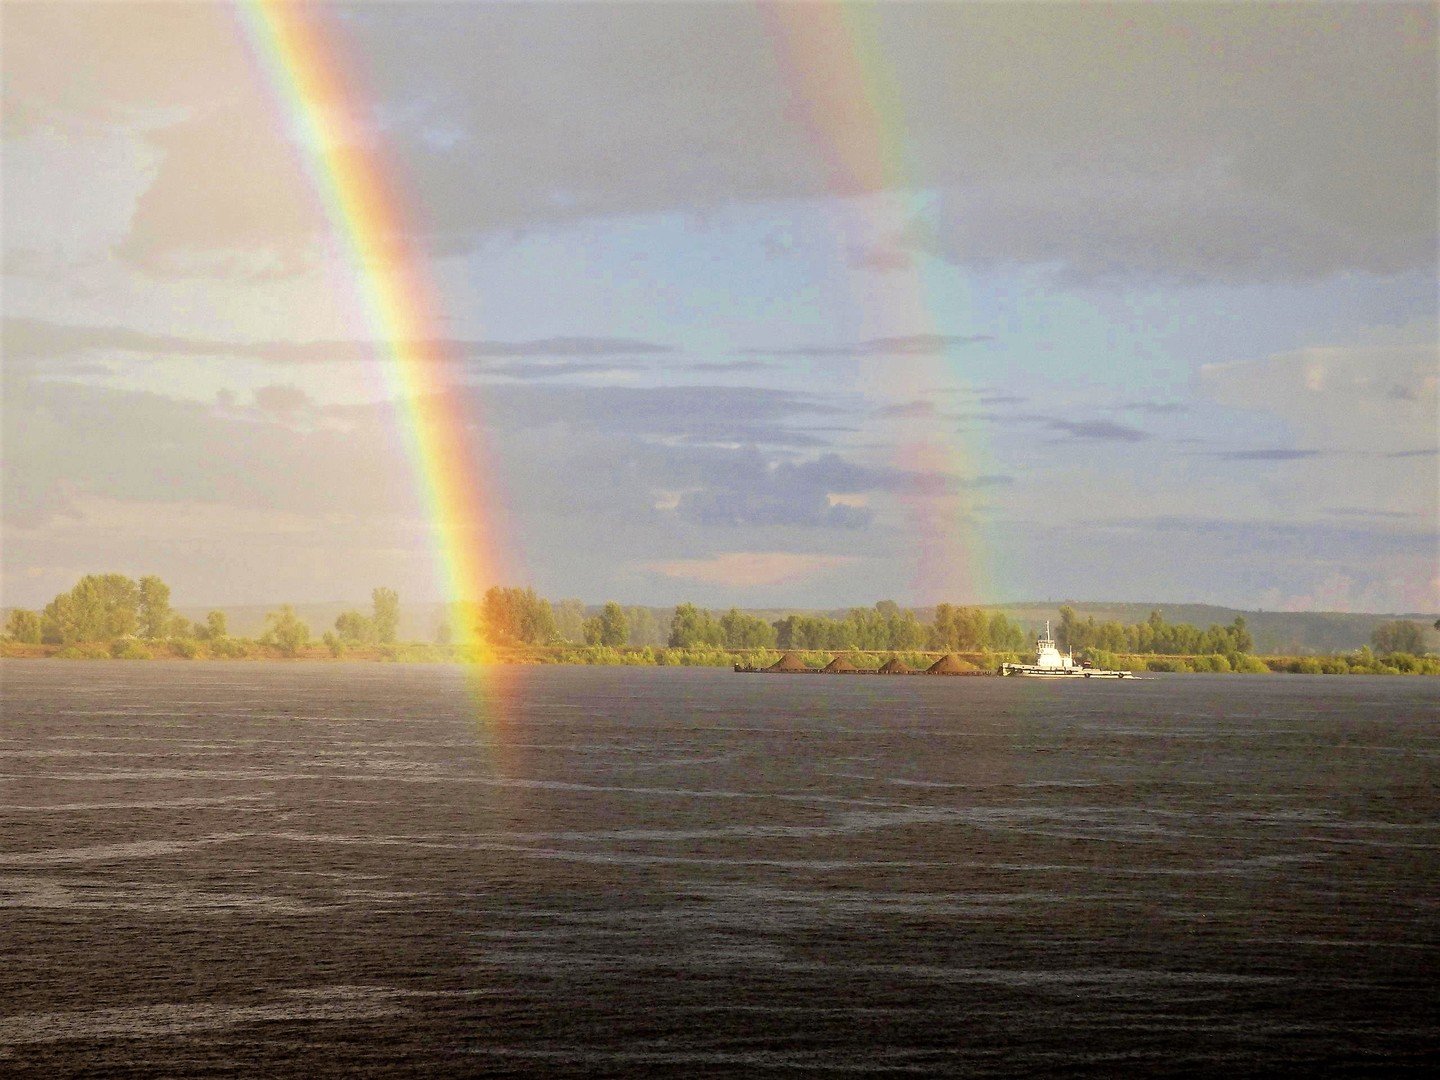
[1002,664,1133,678]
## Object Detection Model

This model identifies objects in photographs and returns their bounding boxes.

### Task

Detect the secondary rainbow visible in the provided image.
[239,0,499,656]
[758,2,995,603]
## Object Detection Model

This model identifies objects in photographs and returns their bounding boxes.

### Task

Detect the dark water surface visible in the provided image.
[2,661,1436,1076]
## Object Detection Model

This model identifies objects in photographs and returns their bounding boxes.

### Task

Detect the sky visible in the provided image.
[2,1,1436,614]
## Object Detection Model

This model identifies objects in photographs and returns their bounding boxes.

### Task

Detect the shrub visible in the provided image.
[56,644,109,659]
[209,636,255,659]
[110,639,152,660]
[167,638,198,659]
[1190,654,1232,673]
[1290,658,1324,675]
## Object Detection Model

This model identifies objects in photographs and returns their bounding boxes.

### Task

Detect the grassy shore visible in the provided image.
[4,639,1439,674]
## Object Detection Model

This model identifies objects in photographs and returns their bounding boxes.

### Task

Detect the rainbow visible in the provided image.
[759,3,994,604]
[238,0,990,626]
[238,0,499,657]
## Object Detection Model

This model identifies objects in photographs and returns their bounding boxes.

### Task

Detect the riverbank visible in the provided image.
[4,640,1438,674]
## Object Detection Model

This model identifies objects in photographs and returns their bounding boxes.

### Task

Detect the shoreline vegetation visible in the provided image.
[4,575,1438,675]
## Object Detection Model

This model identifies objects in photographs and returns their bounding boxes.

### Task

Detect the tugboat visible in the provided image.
[1001,622,1133,678]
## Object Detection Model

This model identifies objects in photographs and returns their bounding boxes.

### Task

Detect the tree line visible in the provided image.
[4,574,402,659]
[12,575,1432,661]
[476,588,1271,656]
[1054,605,1254,656]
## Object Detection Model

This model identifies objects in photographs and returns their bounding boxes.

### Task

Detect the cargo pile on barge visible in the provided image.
[734,652,992,676]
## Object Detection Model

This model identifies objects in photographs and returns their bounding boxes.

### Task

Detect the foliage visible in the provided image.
[772,602,928,651]
[625,606,665,647]
[552,598,587,643]
[480,586,556,646]
[109,638,152,660]
[583,602,629,647]
[1059,606,1253,656]
[334,610,376,644]
[260,605,310,657]
[56,643,110,659]
[138,575,172,639]
[719,608,777,649]
[371,587,400,645]
[669,603,725,648]
[42,574,141,644]
[208,636,254,659]
[1371,620,1425,656]
[6,609,42,644]
[929,605,1026,651]
[202,610,228,640]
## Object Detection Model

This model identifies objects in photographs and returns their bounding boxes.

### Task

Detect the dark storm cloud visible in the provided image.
[1211,449,1325,461]
[875,401,937,419]
[671,453,975,530]
[688,360,776,373]
[16,4,1426,284]
[446,383,845,449]
[2,318,675,364]
[1044,419,1152,443]
[1324,507,1417,520]
[481,361,645,380]
[748,334,995,358]
[1126,401,1188,415]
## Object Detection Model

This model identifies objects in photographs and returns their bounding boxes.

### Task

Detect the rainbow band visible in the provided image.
[759,2,991,602]
[239,0,497,655]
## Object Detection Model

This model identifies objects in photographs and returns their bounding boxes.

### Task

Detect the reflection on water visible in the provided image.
[2,661,1436,1075]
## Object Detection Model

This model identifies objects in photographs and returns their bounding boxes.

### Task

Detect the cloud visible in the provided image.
[481,360,644,381]
[642,552,858,588]
[12,4,1425,283]
[749,334,994,358]
[908,160,1435,285]
[1325,507,1417,520]
[2,318,677,365]
[1044,419,1151,442]
[1199,342,1438,454]
[688,360,775,373]
[670,453,912,530]
[1211,448,1324,461]
[875,401,937,419]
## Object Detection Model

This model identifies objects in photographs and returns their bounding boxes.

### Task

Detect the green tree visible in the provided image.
[479,586,556,646]
[1372,620,1424,656]
[593,602,628,647]
[371,587,400,644]
[334,610,375,644]
[261,605,311,657]
[137,576,172,638]
[6,609,42,644]
[719,608,777,649]
[167,614,196,639]
[626,606,661,646]
[42,574,140,643]
[204,610,228,640]
[553,599,586,642]
[669,602,722,648]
